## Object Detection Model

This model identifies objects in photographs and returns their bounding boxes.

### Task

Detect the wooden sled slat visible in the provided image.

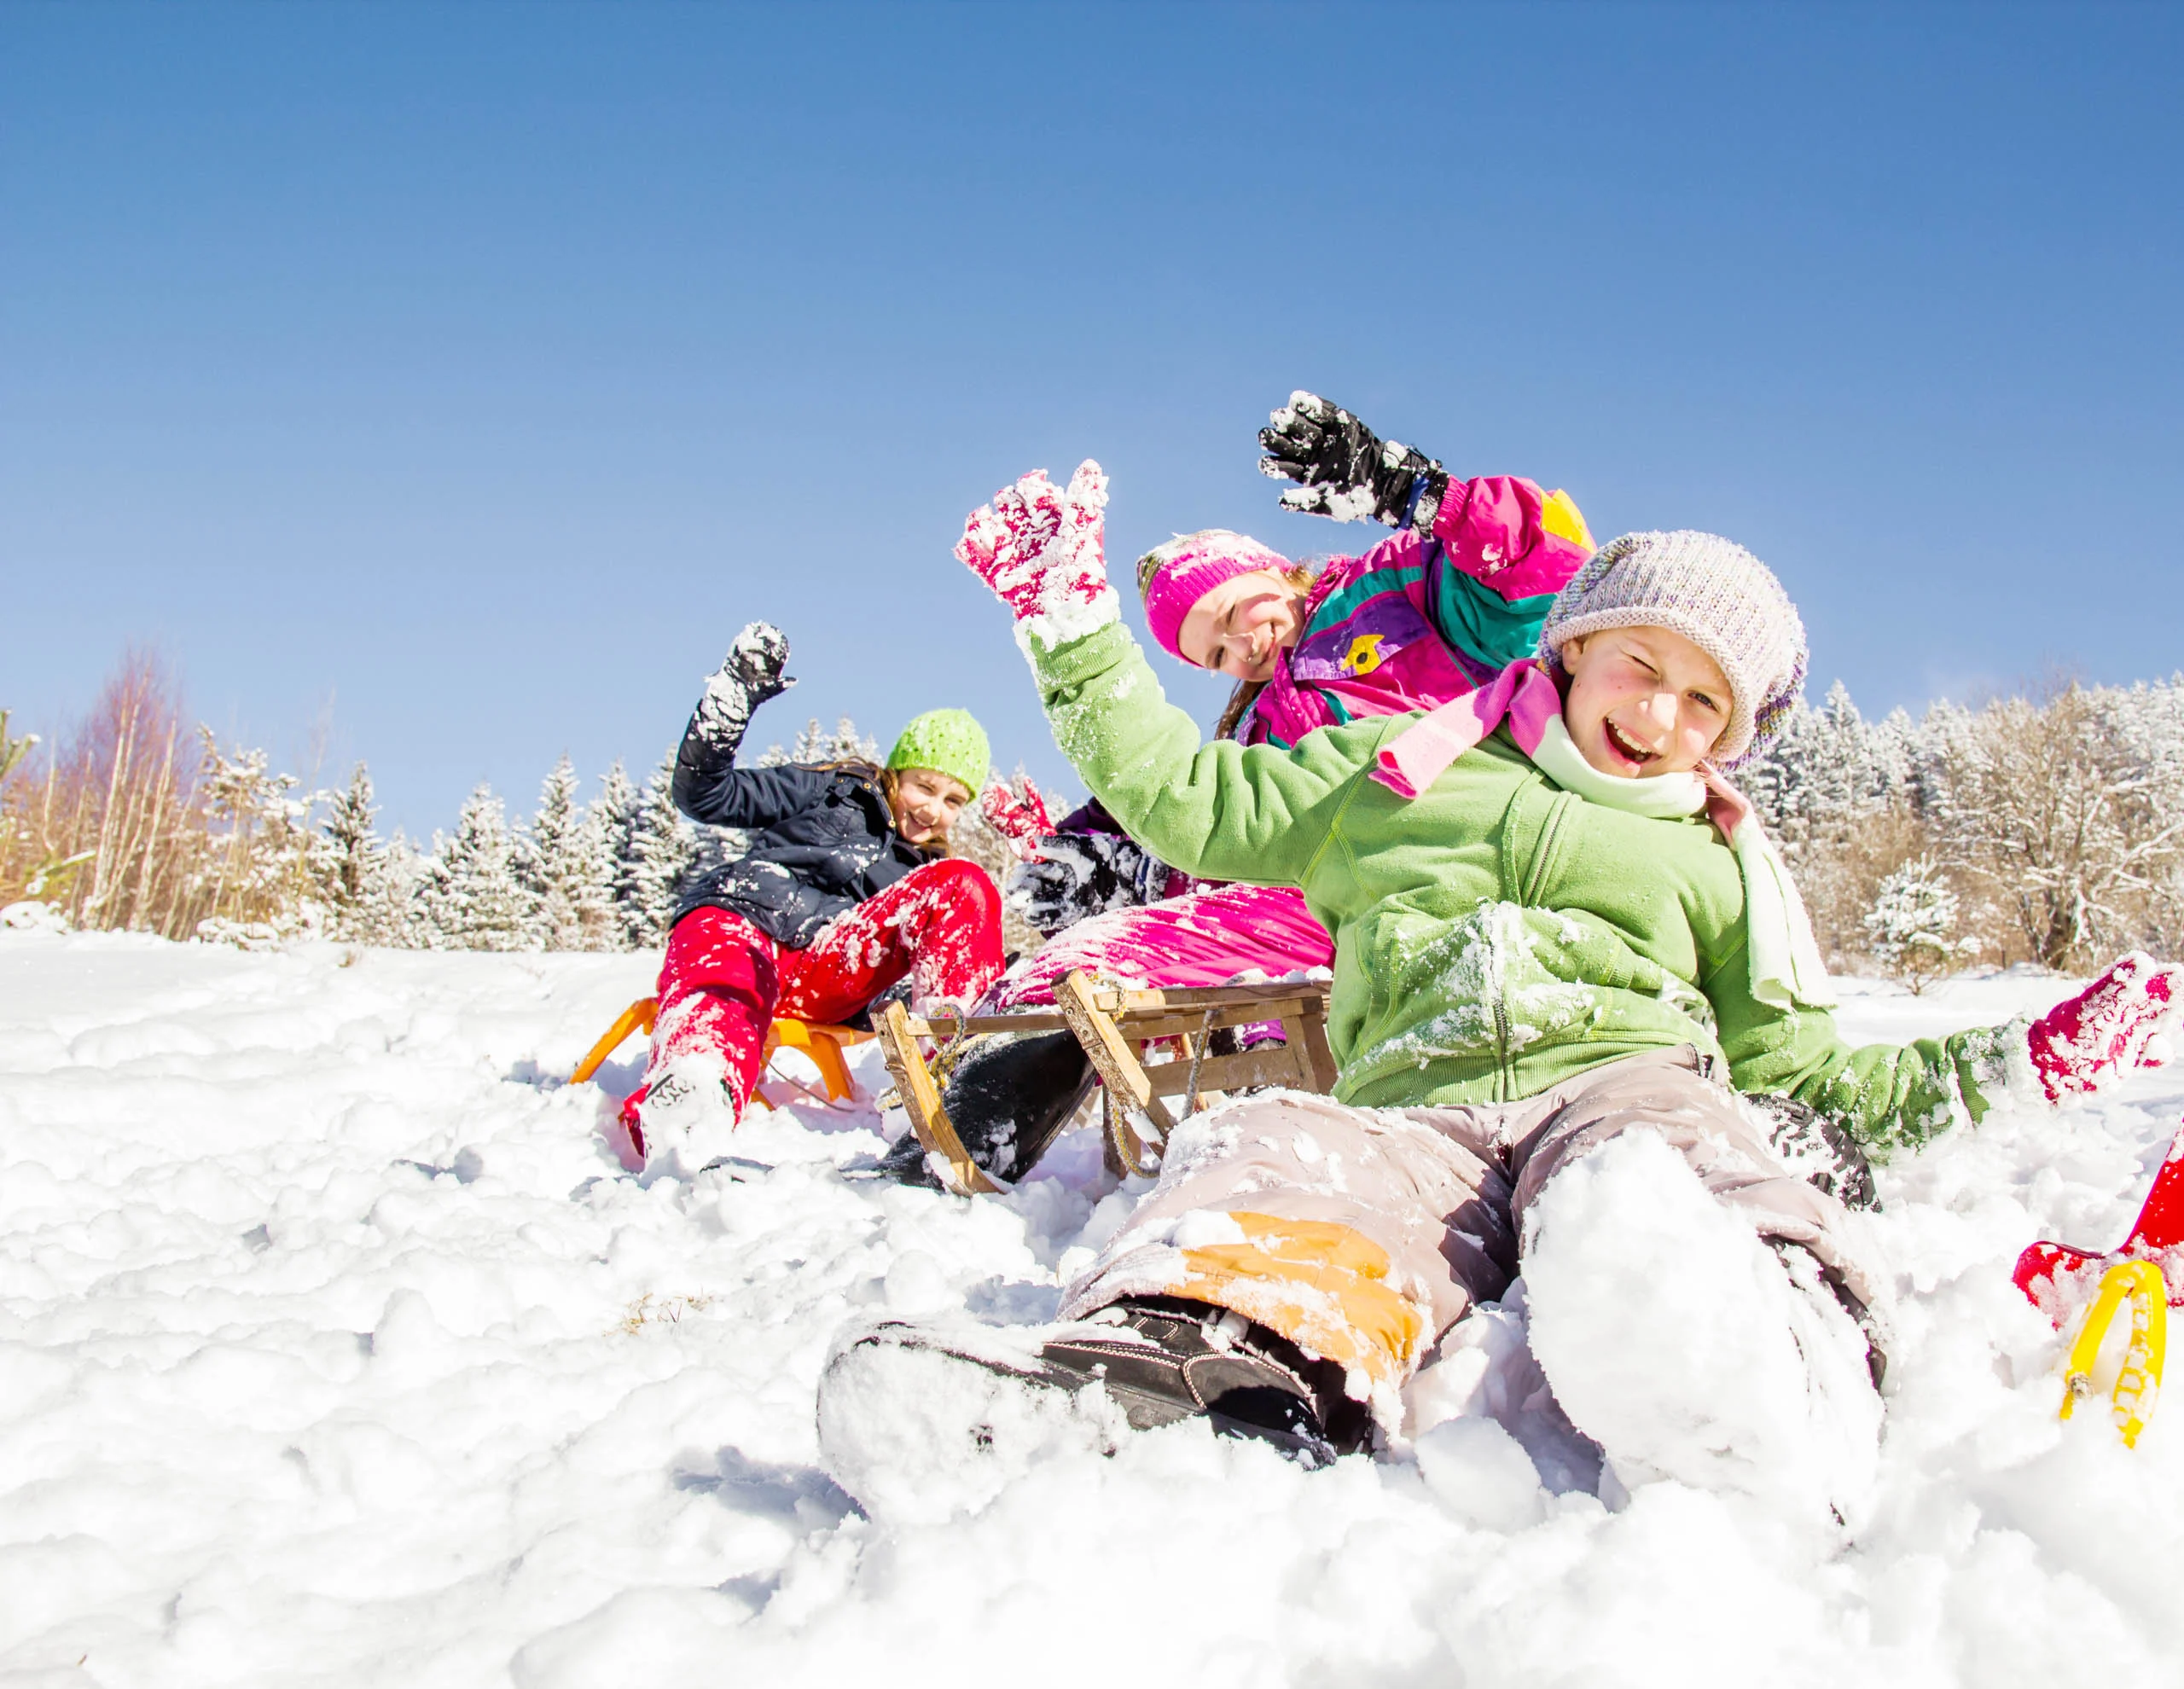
[874,1000,999,1197]
[873,972,1338,1199]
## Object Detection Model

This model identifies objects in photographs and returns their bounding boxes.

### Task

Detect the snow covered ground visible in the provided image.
[3,931,2182,1688]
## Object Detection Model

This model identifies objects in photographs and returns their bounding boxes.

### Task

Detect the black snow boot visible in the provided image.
[881,1030,1096,1188]
[1741,1091,1879,1212]
[1032,1295,1369,1466]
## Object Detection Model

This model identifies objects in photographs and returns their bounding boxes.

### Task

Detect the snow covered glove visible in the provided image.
[1005,830,1168,937]
[956,461,1117,652]
[691,621,795,758]
[2022,950,2184,1104]
[979,776,1058,863]
[1258,391,1449,533]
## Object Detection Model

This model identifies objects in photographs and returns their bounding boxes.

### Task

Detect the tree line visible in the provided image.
[10,651,2182,984]
[0,664,1037,954]
[1740,675,2184,989]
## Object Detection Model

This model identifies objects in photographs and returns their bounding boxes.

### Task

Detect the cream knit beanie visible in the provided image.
[1538,531,1808,764]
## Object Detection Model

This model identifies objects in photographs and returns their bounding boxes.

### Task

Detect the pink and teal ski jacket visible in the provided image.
[1240,475,1594,748]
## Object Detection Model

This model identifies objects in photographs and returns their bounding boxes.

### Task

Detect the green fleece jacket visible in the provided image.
[1037,621,2010,1157]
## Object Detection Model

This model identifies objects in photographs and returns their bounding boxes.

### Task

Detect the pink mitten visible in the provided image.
[2024,951,2184,1103]
[979,775,1057,861]
[956,461,1115,645]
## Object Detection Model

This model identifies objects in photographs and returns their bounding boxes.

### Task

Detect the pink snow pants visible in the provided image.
[987,883,1334,1010]
[622,859,1005,1145]
[1058,1048,1879,1392]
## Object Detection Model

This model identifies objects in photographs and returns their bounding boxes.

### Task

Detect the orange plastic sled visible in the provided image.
[570,995,871,1104]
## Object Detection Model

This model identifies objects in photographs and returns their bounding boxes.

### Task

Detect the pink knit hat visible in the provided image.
[1136,530,1294,663]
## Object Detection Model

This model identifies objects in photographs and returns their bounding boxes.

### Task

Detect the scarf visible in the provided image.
[1370,660,1835,1011]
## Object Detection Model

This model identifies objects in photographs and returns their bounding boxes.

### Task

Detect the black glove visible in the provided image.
[690,621,796,757]
[1004,831,1169,937]
[1258,391,1449,533]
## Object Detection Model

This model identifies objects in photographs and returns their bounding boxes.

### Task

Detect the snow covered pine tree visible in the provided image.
[522,754,613,950]
[418,786,533,951]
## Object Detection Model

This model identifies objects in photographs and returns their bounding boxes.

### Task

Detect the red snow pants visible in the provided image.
[621,858,1004,1141]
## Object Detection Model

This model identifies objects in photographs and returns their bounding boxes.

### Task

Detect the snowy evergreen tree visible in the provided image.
[418,785,535,951]
[1861,857,1976,993]
[374,832,433,949]
[589,760,641,951]
[317,762,400,942]
[521,754,611,950]
[757,714,880,768]
[612,753,696,949]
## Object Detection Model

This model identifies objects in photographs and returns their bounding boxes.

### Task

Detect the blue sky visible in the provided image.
[5,2,2179,834]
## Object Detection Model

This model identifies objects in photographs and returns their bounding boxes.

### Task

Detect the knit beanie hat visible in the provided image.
[1136,530,1295,663]
[1538,531,1808,764]
[886,708,990,798]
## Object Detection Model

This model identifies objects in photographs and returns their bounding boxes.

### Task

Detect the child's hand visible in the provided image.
[722,622,795,705]
[1004,831,1165,936]
[691,621,795,753]
[2024,951,2184,1102]
[979,776,1056,861]
[1259,391,1448,533]
[956,461,1117,643]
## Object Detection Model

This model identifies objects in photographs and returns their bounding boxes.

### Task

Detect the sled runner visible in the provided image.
[874,969,1338,1198]
[572,996,872,1106]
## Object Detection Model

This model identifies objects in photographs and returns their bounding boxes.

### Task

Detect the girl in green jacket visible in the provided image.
[820,462,2181,1534]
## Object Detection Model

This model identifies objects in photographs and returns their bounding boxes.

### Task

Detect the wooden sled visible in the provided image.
[874,968,1337,1198]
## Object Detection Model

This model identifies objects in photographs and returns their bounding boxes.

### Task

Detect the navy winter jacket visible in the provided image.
[671,722,938,949]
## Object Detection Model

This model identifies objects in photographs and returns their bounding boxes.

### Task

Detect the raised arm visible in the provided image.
[956,461,1381,885]
[1033,621,1384,885]
[1260,392,1593,671]
[669,622,836,829]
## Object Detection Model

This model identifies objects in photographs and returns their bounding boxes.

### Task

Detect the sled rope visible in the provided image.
[926,1007,974,1088]
[1178,1005,1217,1119]
[1105,1088,1159,1179]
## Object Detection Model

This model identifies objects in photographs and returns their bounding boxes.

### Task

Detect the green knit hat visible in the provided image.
[886,708,989,797]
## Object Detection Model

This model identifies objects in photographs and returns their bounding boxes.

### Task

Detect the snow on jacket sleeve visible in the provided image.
[1029,621,1382,888]
[1422,476,1594,674]
[670,701,838,830]
[1704,940,2008,1158]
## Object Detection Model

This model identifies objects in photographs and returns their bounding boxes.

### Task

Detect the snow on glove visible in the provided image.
[956,461,1117,651]
[1004,830,1168,937]
[1258,391,1449,533]
[979,776,1058,862]
[691,621,796,757]
[2022,950,2184,1104]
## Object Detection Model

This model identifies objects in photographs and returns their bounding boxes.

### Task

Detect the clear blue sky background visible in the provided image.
[5,2,2179,835]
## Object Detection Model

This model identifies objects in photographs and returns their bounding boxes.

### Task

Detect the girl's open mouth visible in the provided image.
[1603,717,1659,769]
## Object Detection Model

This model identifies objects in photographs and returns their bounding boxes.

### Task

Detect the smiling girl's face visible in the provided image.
[889,767,972,845]
[1176,569,1310,681]
[1560,626,1733,778]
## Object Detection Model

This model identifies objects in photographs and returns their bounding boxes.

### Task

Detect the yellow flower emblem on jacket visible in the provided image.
[1343,633,1386,676]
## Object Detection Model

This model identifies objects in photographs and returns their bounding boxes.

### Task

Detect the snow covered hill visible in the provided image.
[3,931,2181,1687]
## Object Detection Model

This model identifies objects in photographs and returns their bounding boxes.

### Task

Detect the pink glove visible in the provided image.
[979,775,1057,862]
[956,461,1116,646]
[2025,951,2184,1103]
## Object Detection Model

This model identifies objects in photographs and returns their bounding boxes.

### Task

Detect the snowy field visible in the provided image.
[3,929,2182,1689]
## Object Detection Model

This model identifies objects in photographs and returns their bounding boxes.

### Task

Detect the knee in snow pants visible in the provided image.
[627,857,1004,1126]
[1057,1048,1879,1391]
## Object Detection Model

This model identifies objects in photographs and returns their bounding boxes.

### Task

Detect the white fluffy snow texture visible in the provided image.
[1523,1129,1881,1532]
[4,943,2184,1686]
